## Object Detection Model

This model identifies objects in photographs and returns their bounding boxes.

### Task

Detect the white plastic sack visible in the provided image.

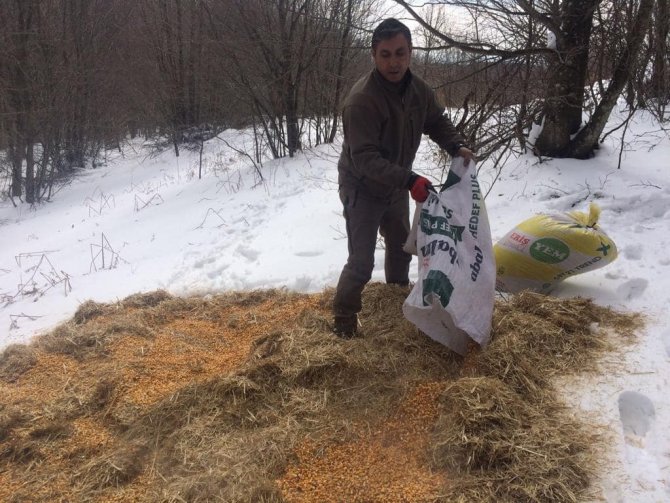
[402,158,495,355]
[403,205,420,255]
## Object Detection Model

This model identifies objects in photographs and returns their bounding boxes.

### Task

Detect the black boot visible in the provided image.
[332,314,359,339]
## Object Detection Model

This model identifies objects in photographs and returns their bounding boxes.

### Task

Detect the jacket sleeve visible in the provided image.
[423,89,466,156]
[343,99,413,189]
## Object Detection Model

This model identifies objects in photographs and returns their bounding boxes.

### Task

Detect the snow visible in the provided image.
[547,30,557,50]
[1,111,669,501]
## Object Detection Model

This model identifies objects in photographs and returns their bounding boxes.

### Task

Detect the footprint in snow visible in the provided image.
[644,198,669,219]
[235,245,260,261]
[622,244,643,260]
[616,278,648,300]
[193,256,216,269]
[605,268,625,280]
[294,251,323,257]
[207,265,229,279]
[618,391,655,448]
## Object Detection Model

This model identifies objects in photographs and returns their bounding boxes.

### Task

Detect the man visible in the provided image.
[332,18,475,338]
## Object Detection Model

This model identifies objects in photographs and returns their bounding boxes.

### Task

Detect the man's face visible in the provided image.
[372,33,411,83]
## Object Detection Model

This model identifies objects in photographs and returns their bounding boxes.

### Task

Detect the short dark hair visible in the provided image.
[371,18,412,50]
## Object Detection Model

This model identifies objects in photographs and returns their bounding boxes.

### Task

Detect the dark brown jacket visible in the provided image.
[337,69,465,200]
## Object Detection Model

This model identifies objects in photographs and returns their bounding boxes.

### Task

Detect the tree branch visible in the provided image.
[392,0,555,58]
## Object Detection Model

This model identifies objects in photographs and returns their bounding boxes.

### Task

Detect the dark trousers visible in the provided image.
[333,187,412,317]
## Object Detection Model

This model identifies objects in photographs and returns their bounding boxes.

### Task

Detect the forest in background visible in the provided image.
[1,0,668,204]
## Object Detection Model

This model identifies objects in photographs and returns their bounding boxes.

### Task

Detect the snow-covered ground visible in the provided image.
[1,111,668,501]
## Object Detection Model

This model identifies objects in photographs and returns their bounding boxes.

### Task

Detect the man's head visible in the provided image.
[371,18,412,83]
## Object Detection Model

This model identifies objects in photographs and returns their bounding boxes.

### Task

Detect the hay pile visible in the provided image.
[0,285,641,502]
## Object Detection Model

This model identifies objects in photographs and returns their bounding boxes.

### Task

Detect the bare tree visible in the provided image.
[392,0,657,160]
[326,0,373,144]
[568,0,654,157]
[0,0,137,203]
[206,0,374,159]
[136,0,208,156]
[648,0,669,118]
[1,0,38,201]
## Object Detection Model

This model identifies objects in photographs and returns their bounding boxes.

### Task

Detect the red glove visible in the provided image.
[408,174,433,203]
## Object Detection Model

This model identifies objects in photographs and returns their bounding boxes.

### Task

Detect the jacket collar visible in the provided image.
[373,68,413,96]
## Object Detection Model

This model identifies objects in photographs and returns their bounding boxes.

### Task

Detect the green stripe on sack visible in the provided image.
[420,211,465,242]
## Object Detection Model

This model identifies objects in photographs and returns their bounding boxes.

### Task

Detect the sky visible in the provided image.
[1,109,669,501]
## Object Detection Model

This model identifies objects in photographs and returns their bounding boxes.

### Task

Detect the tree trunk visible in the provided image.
[175,0,187,128]
[188,2,202,126]
[10,139,23,198]
[534,0,599,157]
[25,140,35,204]
[328,0,353,143]
[568,0,654,158]
[650,0,669,100]
[286,83,300,157]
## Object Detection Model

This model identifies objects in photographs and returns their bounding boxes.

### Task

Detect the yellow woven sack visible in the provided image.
[494,203,617,293]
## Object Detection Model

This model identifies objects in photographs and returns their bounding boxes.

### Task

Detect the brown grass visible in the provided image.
[0,343,37,382]
[429,377,597,502]
[0,285,641,502]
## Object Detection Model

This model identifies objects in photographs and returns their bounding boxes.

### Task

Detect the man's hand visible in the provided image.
[457,146,476,166]
[408,174,433,203]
